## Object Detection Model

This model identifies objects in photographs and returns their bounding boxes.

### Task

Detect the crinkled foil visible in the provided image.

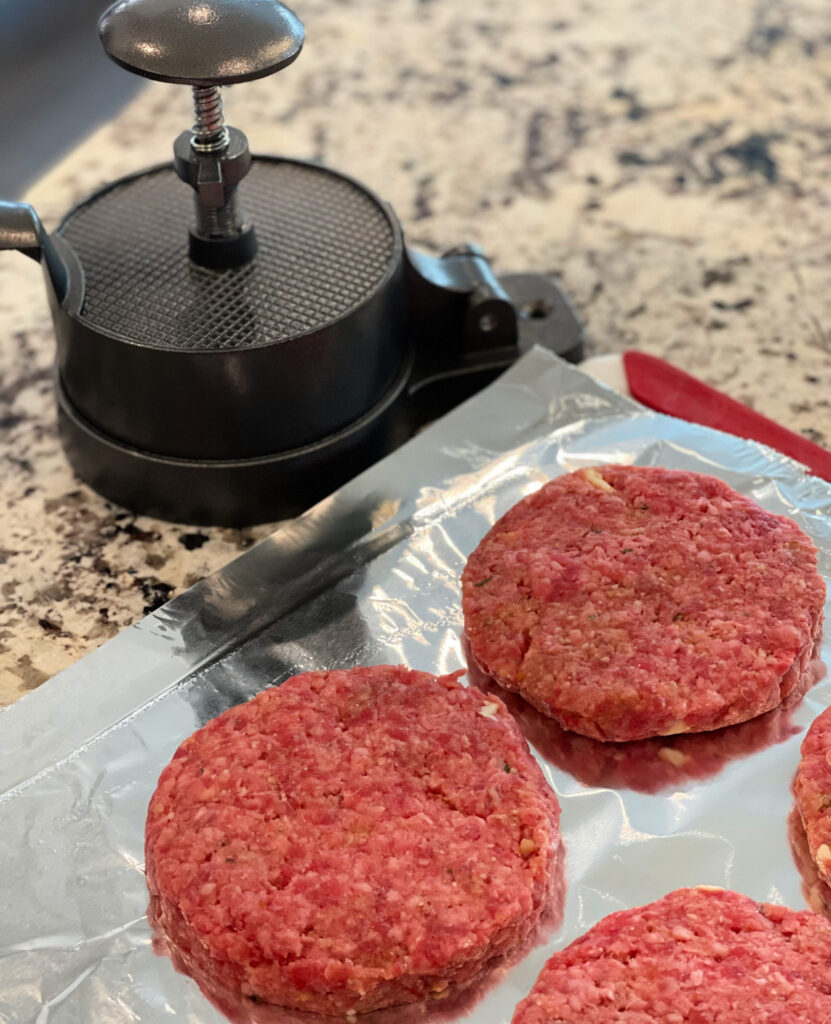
[2,348,831,1024]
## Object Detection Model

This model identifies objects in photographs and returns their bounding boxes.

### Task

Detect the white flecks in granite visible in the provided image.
[2,0,831,705]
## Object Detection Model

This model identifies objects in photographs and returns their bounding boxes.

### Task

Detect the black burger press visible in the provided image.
[0,0,583,526]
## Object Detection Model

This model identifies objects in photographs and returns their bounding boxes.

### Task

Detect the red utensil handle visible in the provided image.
[623,351,831,483]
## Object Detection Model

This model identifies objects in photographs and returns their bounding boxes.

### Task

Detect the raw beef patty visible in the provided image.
[794,704,831,890]
[512,887,831,1023]
[145,664,561,1015]
[462,465,824,741]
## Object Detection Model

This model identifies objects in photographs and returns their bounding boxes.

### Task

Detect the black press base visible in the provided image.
[55,359,413,527]
[55,266,583,526]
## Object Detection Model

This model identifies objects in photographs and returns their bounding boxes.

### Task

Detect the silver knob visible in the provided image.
[98,0,304,87]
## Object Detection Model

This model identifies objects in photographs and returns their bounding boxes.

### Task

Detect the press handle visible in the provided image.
[0,202,44,261]
[0,201,72,302]
[98,0,304,86]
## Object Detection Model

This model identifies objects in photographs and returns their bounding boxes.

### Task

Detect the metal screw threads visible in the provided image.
[196,197,242,238]
[190,85,243,239]
[191,86,230,153]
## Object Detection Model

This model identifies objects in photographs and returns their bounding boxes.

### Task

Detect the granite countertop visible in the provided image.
[1,0,830,708]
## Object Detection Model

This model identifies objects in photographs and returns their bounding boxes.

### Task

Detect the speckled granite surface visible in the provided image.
[2,0,830,707]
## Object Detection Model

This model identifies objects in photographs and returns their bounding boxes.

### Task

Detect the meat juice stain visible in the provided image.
[464,634,826,796]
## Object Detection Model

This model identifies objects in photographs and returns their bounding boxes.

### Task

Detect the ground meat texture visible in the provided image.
[788,806,831,919]
[512,887,831,1023]
[145,665,561,1016]
[462,465,825,742]
[467,637,823,795]
[794,705,831,889]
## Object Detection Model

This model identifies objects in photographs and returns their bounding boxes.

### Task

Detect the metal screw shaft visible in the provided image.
[191,86,230,153]
[189,85,244,239]
[197,195,242,238]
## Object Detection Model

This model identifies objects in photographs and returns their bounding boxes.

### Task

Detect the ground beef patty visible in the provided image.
[145,665,561,1016]
[462,465,824,742]
[794,705,831,890]
[788,806,831,919]
[512,887,831,1023]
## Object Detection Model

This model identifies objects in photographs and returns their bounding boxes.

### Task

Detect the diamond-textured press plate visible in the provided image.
[59,160,397,351]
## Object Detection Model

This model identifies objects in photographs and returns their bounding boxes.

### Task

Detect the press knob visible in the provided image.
[98,0,304,267]
[98,0,304,86]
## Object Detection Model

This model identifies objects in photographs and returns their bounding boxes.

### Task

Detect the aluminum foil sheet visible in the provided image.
[2,347,831,1024]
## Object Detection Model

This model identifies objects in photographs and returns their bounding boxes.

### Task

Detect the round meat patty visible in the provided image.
[512,887,831,1023]
[145,665,561,1015]
[462,465,824,742]
[787,806,831,919]
[794,705,831,890]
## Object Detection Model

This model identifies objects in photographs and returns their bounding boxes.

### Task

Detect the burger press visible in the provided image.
[0,0,583,526]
